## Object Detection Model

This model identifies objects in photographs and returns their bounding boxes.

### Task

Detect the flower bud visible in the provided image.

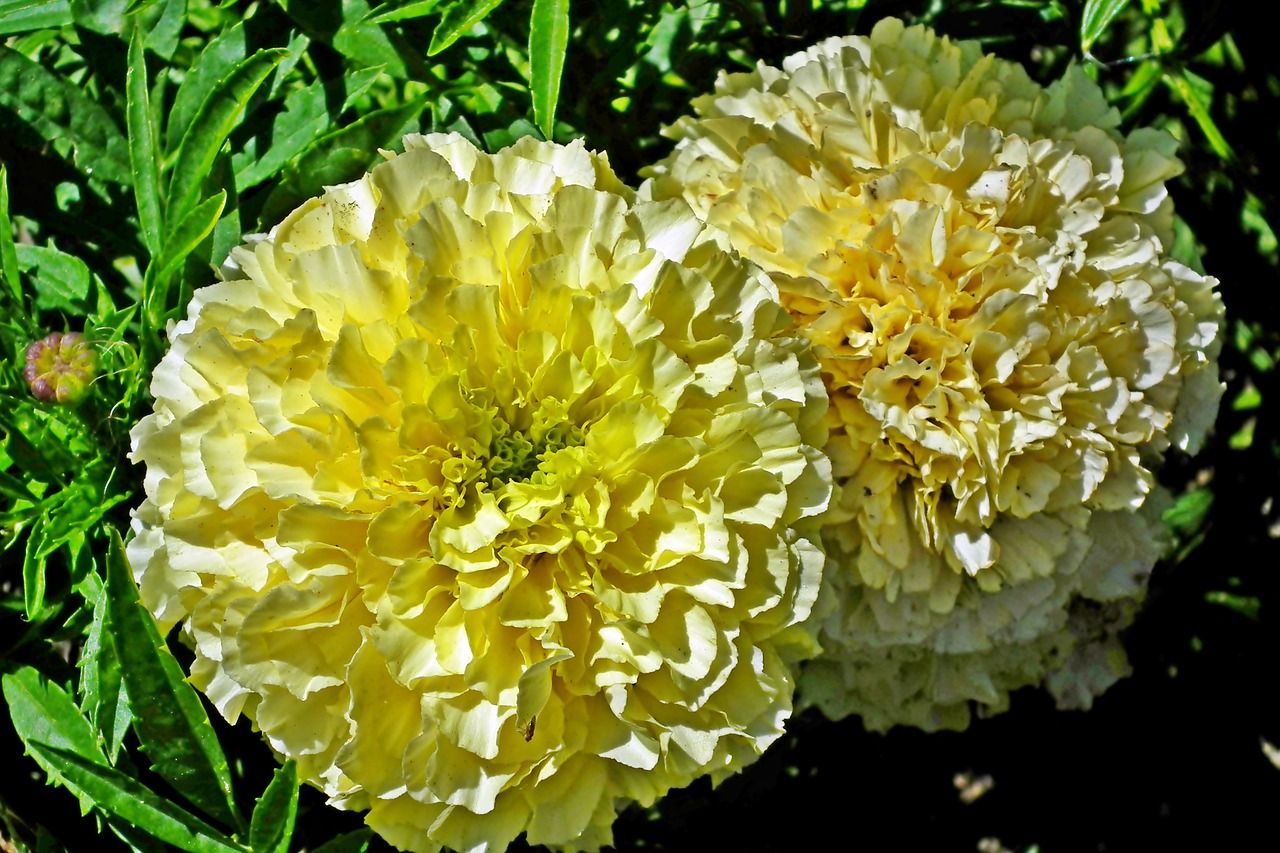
[23,331,97,405]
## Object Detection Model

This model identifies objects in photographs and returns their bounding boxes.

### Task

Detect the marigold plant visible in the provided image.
[128,133,831,850]
[645,18,1224,730]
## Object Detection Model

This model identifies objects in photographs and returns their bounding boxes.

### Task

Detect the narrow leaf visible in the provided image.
[428,0,508,56]
[127,23,164,257]
[0,164,21,304]
[0,46,132,184]
[367,0,443,24]
[1080,0,1131,52]
[249,762,299,853]
[1164,69,1234,162]
[25,742,248,853]
[78,568,132,762]
[104,528,241,830]
[167,49,286,225]
[22,513,48,618]
[257,97,426,227]
[232,81,330,191]
[0,0,73,35]
[529,0,569,138]
[166,21,248,152]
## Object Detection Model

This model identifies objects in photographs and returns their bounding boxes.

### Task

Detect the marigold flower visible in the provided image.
[129,134,831,850]
[23,330,96,404]
[645,19,1224,729]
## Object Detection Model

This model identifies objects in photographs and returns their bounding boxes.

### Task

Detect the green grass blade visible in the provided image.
[167,49,286,226]
[0,45,132,185]
[249,762,298,853]
[529,0,569,139]
[0,0,72,35]
[1080,0,1131,53]
[25,742,248,853]
[104,528,242,832]
[127,23,164,257]
[428,0,508,56]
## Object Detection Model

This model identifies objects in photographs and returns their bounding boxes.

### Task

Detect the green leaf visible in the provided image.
[366,0,443,24]
[22,513,50,618]
[428,0,508,56]
[165,21,247,151]
[257,96,425,227]
[310,829,375,853]
[104,528,241,831]
[1080,0,1131,53]
[69,0,129,34]
[0,0,72,35]
[141,189,224,329]
[78,568,133,762]
[3,666,107,814]
[232,81,331,191]
[1162,488,1213,535]
[334,0,406,77]
[0,45,133,184]
[139,0,185,59]
[0,164,22,305]
[529,0,569,139]
[1164,69,1234,162]
[25,742,248,853]
[167,49,287,226]
[249,762,299,853]
[4,667,106,766]
[127,22,164,257]
[15,244,92,313]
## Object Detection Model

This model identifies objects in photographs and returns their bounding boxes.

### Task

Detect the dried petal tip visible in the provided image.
[23,331,97,405]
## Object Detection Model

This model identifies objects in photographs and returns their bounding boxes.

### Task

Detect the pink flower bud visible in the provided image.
[23,331,97,405]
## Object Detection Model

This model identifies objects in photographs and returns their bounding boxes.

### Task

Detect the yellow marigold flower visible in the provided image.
[129,133,831,850]
[645,18,1223,730]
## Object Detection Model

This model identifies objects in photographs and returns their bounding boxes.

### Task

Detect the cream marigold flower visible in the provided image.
[645,18,1224,729]
[129,133,831,850]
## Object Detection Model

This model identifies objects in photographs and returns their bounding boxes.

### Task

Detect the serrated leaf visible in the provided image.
[166,21,247,151]
[4,667,106,766]
[26,742,248,853]
[127,22,164,257]
[78,568,132,762]
[4,666,107,814]
[529,0,569,138]
[15,244,92,313]
[167,49,286,226]
[1080,0,1131,52]
[104,528,241,831]
[0,45,132,184]
[428,0,508,56]
[0,0,72,35]
[249,762,299,853]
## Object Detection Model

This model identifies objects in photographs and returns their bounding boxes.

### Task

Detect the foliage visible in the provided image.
[0,0,1275,850]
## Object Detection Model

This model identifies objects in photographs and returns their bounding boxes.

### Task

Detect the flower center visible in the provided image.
[485,411,584,486]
